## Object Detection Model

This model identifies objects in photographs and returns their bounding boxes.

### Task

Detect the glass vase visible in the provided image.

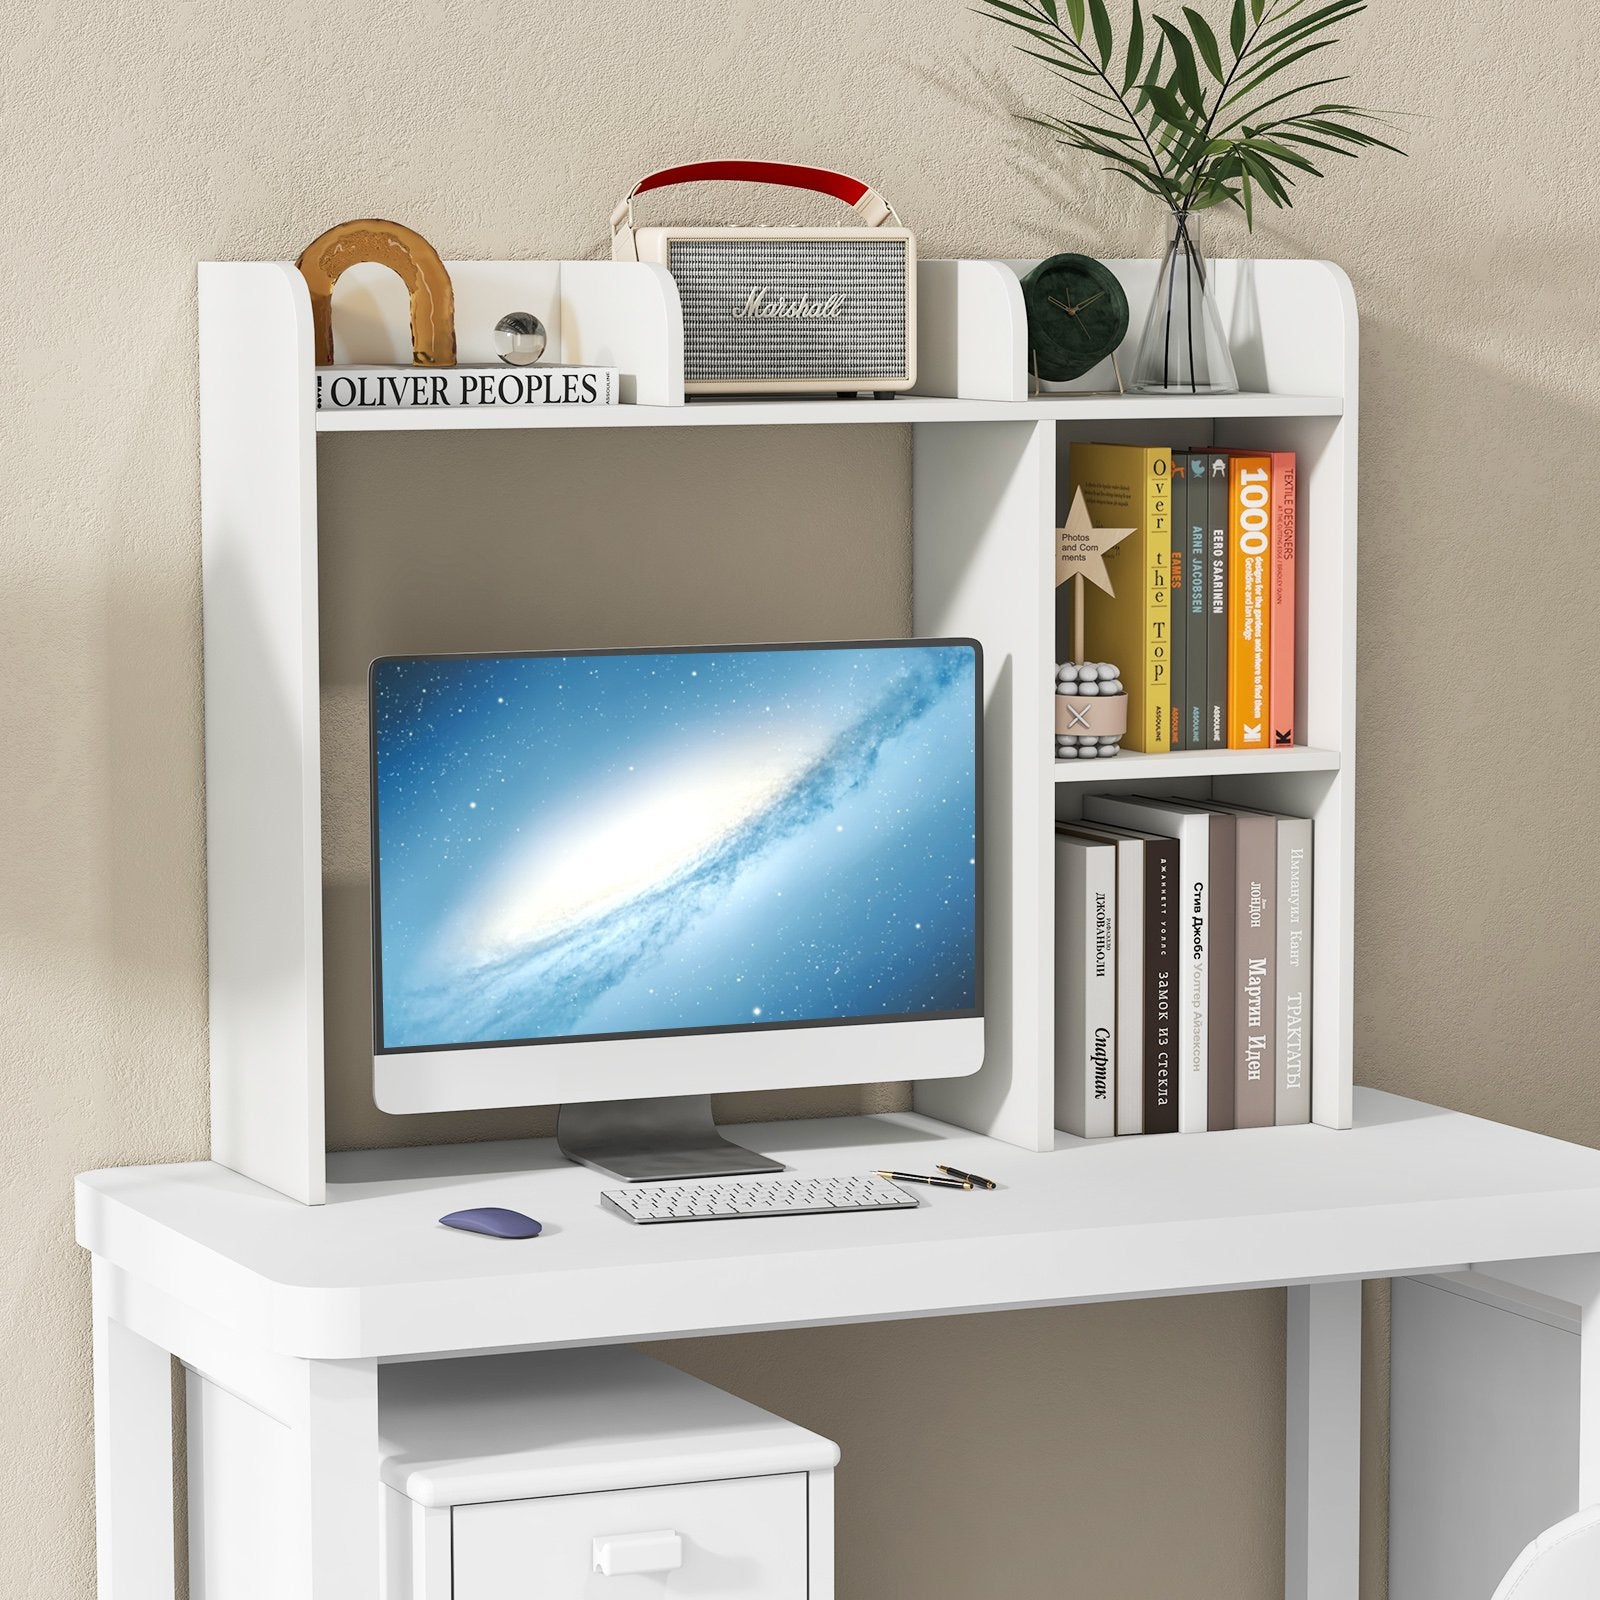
[1132,210,1238,395]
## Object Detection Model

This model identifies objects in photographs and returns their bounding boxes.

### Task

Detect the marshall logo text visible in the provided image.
[732,288,848,320]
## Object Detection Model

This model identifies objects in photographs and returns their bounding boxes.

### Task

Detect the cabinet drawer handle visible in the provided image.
[592,1529,684,1577]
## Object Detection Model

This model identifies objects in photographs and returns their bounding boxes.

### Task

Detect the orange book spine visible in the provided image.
[1228,455,1272,748]
[1268,452,1297,749]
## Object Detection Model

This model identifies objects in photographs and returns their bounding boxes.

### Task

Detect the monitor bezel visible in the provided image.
[368,637,985,1069]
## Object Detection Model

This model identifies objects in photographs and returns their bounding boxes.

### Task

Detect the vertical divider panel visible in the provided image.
[912,261,1028,401]
[200,262,326,1203]
[912,420,1057,1149]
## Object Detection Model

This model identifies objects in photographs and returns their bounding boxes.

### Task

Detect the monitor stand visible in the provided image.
[557,1095,787,1183]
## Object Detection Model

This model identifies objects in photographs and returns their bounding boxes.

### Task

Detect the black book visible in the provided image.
[1144,833,1182,1134]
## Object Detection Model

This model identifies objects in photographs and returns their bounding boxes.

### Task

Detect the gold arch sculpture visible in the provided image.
[296,219,456,368]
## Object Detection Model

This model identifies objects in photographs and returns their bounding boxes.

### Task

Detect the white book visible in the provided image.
[314,364,620,409]
[1275,815,1313,1125]
[1063,824,1145,1136]
[1083,795,1210,1134]
[1054,831,1117,1139]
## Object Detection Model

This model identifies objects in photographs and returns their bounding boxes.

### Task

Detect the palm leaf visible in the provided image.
[1183,7,1226,80]
[1154,15,1206,109]
[1064,0,1086,37]
[1223,38,1341,107]
[1086,0,1114,66]
[1230,0,1247,55]
[1122,0,1145,93]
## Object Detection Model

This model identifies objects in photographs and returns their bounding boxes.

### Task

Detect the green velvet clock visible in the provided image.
[1020,254,1130,382]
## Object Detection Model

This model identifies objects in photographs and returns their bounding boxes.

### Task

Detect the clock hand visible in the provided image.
[1074,290,1106,312]
[1047,295,1081,317]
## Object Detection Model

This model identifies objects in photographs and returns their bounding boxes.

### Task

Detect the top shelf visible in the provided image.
[314,390,1345,433]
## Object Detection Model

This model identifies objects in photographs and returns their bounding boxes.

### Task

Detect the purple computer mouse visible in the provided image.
[439,1206,542,1240]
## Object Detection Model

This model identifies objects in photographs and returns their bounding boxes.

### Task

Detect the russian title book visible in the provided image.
[1228,453,1273,748]
[1169,457,1189,750]
[1268,451,1298,749]
[1054,831,1117,1139]
[1065,823,1148,1136]
[1275,813,1313,1123]
[314,365,620,409]
[1207,802,1315,1125]
[1161,798,1237,1130]
[1185,451,1209,751]
[1083,796,1208,1132]
[1205,450,1230,748]
[1203,808,1237,1131]
[1226,808,1278,1128]
[1143,832,1182,1134]
[1070,443,1173,753]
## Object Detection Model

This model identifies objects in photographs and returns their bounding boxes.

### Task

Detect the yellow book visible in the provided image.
[1069,442,1173,753]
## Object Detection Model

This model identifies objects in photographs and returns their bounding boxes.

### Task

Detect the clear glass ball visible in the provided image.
[493,312,547,366]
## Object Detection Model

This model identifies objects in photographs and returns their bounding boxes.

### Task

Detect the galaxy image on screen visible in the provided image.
[371,642,980,1052]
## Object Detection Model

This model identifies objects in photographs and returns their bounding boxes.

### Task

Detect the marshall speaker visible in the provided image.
[611,160,916,397]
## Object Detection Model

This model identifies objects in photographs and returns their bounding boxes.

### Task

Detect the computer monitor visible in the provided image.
[368,639,984,1178]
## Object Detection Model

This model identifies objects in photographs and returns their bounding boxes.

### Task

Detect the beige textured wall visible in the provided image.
[5,1,1598,1595]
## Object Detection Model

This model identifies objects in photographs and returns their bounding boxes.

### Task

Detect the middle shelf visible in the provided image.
[1053,747,1341,785]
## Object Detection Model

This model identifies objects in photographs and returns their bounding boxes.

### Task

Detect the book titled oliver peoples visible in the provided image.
[314,364,619,408]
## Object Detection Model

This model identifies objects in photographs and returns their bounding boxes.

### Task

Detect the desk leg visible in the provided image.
[284,1358,383,1600]
[1285,1281,1362,1600]
[1471,1254,1600,1507]
[93,1273,176,1600]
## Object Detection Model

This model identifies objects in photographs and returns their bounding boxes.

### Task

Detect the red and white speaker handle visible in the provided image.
[610,160,902,259]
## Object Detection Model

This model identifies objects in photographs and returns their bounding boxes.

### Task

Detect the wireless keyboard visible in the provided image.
[601,1172,919,1224]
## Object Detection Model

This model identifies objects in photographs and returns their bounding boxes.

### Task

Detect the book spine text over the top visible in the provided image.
[1169,458,1188,751]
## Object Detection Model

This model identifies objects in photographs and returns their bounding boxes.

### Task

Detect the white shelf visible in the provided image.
[1054,746,1342,784]
[74,1092,1600,1359]
[314,391,1344,433]
[199,253,1359,1199]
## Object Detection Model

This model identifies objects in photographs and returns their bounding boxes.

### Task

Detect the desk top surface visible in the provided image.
[77,1090,1600,1360]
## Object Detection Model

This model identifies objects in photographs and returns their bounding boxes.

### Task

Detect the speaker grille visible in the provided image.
[668,238,909,383]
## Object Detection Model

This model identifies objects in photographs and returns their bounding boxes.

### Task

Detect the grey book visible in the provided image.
[1205,450,1230,748]
[1207,802,1315,1125]
[1054,831,1118,1139]
[1184,451,1209,751]
[1169,457,1189,750]
[1228,810,1277,1128]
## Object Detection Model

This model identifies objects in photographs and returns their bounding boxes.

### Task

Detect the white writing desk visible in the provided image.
[78,1089,1600,1600]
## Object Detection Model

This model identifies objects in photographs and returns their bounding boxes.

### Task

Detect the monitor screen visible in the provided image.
[370,640,982,1056]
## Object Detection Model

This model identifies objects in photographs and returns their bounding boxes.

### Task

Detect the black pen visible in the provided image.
[879,1169,972,1190]
[936,1163,998,1190]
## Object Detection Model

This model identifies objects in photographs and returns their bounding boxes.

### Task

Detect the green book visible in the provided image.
[1185,451,1209,750]
[1169,455,1189,750]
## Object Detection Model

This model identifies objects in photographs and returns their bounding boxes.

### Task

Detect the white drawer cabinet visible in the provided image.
[377,1348,837,1600]
[453,1473,811,1599]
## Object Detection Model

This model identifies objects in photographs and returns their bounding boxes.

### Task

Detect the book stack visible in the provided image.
[1054,796,1312,1137]
[1070,443,1298,753]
